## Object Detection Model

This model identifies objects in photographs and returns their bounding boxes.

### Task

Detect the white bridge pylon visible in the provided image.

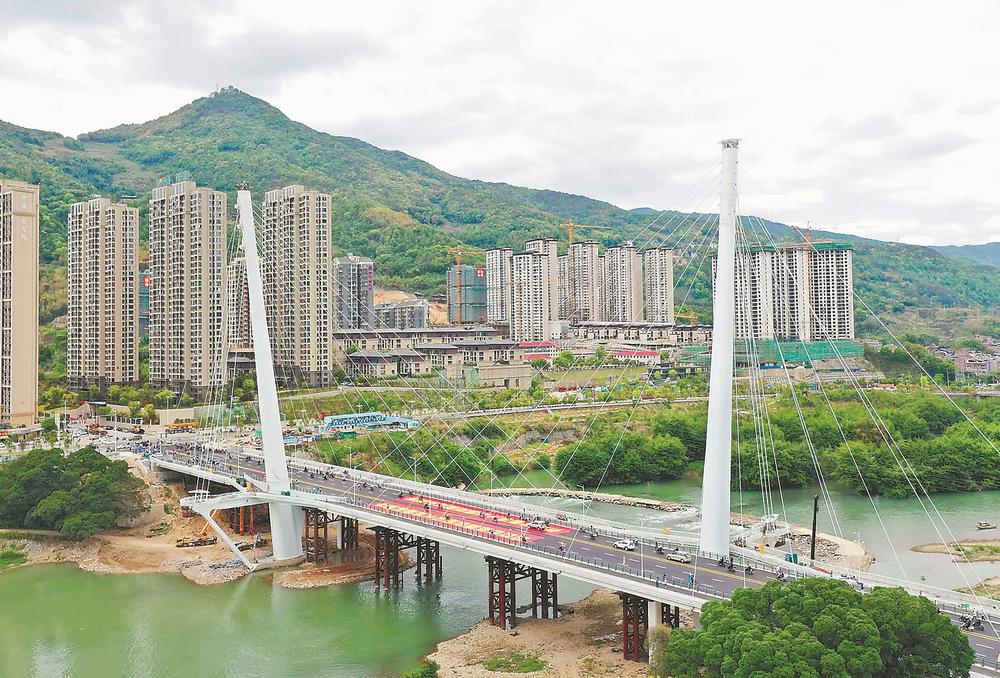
[699,139,739,557]
[235,184,304,562]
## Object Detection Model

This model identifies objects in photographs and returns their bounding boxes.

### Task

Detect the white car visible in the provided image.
[613,539,637,551]
[666,551,692,563]
[527,519,548,530]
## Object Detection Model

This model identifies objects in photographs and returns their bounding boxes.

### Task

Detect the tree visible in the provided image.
[665,579,972,678]
[648,624,672,677]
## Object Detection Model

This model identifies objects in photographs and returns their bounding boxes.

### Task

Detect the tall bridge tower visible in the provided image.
[236,185,304,562]
[699,140,739,557]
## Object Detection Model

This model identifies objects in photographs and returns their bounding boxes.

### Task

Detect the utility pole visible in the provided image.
[699,139,739,557]
[810,493,819,561]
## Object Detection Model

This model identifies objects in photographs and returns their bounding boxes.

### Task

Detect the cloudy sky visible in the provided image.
[1,0,998,246]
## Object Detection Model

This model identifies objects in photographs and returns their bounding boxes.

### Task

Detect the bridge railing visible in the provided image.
[292,484,738,603]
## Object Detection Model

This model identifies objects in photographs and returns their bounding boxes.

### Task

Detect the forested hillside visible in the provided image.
[0,86,997,334]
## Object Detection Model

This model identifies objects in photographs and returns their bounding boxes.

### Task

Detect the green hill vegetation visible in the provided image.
[1,86,997,339]
[0,447,149,539]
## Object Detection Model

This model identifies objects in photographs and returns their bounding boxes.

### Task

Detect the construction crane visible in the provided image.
[675,311,698,326]
[447,246,464,325]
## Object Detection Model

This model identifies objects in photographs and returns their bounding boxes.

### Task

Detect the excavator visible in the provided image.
[175,509,221,548]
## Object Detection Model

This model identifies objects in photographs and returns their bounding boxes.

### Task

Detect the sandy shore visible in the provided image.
[429,588,678,677]
[912,539,1000,563]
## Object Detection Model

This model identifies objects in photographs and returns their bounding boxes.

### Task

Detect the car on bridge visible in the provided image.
[613,539,637,551]
[665,551,692,563]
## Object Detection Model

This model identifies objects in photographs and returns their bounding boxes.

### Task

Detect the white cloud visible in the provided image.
[0,0,997,245]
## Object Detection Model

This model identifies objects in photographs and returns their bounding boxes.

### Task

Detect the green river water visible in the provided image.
[3,477,999,677]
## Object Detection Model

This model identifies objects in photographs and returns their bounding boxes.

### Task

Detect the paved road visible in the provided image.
[152,444,1000,668]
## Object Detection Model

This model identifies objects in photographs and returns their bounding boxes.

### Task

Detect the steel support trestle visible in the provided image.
[618,592,649,661]
[303,508,330,564]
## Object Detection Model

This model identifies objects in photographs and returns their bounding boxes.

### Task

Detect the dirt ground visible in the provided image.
[374,287,447,325]
[429,588,685,678]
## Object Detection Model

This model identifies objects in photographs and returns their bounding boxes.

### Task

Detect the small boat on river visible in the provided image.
[977,521,996,530]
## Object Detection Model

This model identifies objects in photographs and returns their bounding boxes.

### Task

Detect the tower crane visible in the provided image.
[447,246,464,325]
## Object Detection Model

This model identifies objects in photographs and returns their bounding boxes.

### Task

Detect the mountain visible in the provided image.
[933,242,1000,268]
[1,86,998,339]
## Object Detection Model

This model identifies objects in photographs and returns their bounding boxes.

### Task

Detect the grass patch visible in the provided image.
[0,530,70,542]
[0,547,28,569]
[483,652,546,673]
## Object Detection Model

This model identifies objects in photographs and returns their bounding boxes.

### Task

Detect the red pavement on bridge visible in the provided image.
[370,495,574,544]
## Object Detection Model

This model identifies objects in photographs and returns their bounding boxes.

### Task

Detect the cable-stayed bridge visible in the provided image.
[148,143,1000,668]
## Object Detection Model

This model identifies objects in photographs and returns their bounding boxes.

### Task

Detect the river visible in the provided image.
[3,477,998,677]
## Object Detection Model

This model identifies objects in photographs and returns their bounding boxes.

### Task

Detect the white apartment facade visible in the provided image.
[0,179,38,425]
[262,185,332,385]
[603,241,643,322]
[226,256,251,350]
[149,181,228,398]
[509,251,552,341]
[332,253,375,330]
[642,247,674,324]
[569,240,602,322]
[67,197,139,389]
[486,247,513,324]
[720,243,855,342]
[525,238,559,322]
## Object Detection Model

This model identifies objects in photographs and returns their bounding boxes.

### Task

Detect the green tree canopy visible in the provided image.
[665,578,973,678]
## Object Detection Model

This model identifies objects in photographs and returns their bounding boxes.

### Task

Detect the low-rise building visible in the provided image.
[375,298,429,329]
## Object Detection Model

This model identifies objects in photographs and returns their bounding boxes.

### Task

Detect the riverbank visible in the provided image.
[913,539,1000,563]
[482,486,686,512]
[0,474,387,588]
[428,588,679,677]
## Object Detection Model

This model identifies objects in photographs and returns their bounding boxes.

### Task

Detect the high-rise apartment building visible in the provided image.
[148,181,228,398]
[718,242,855,341]
[67,197,139,390]
[486,247,513,324]
[332,253,375,329]
[603,241,643,322]
[138,270,151,337]
[226,256,252,350]
[0,179,38,425]
[569,240,601,322]
[261,185,332,385]
[447,264,487,324]
[509,251,552,341]
[557,254,570,319]
[642,247,675,324]
[525,238,559,321]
